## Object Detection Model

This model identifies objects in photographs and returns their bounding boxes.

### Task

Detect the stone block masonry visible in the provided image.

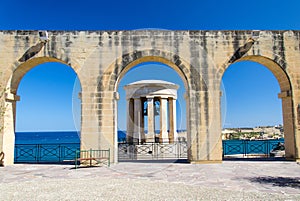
[0,30,300,165]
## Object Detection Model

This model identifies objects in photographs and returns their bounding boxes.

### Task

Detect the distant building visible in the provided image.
[222,125,284,140]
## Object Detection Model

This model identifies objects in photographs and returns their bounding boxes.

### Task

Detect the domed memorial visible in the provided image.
[124,80,179,144]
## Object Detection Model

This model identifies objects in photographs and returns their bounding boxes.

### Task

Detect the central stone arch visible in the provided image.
[94,49,215,163]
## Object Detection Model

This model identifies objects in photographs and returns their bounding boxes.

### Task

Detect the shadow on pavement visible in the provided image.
[246,176,300,189]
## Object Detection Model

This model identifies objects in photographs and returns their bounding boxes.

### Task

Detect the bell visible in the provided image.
[143,99,160,116]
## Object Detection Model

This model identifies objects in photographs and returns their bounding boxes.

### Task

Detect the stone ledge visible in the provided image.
[5,93,20,102]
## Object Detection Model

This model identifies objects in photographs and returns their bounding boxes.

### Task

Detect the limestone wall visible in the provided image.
[0,30,299,165]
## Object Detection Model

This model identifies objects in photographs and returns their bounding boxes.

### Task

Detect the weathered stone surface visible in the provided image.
[0,30,300,165]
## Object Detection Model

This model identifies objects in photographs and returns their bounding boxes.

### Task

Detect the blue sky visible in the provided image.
[1,0,300,131]
[1,0,300,30]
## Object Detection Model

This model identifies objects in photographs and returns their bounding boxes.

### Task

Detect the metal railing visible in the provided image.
[14,139,284,163]
[14,143,80,163]
[118,141,188,160]
[222,139,284,158]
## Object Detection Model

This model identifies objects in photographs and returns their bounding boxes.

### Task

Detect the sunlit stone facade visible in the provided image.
[0,30,300,165]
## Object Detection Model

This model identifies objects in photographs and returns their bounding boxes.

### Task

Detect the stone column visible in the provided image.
[126,98,134,143]
[168,97,178,143]
[140,98,145,143]
[147,97,155,141]
[160,97,169,143]
[133,98,141,144]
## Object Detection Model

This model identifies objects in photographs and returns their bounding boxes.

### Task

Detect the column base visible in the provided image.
[190,160,222,164]
[160,130,169,143]
[126,136,133,144]
[159,138,169,143]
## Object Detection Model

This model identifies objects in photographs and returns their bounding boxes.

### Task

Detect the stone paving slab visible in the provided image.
[0,161,300,200]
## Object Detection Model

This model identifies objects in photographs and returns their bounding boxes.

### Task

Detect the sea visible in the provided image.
[14,131,125,163]
[14,131,284,163]
[15,131,127,144]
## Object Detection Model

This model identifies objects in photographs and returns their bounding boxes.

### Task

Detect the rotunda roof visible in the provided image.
[126,80,176,86]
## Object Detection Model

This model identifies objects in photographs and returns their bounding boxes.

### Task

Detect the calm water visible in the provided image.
[14,131,125,163]
[15,131,284,155]
[15,131,80,144]
[15,131,126,144]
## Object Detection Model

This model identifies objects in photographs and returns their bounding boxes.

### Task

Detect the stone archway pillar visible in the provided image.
[2,93,20,165]
[188,90,222,163]
[278,91,296,159]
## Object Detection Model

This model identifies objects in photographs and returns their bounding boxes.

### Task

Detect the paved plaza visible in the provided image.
[0,161,300,200]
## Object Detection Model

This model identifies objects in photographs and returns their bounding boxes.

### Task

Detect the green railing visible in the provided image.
[14,143,80,163]
[222,139,284,158]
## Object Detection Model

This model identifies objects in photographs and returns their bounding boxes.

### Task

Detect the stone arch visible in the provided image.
[101,49,206,92]
[97,49,207,162]
[217,55,291,91]
[219,55,296,159]
[221,55,291,91]
[2,56,82,165]
[9,56,82,94]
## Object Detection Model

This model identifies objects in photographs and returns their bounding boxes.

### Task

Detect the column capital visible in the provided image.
[146,96,155,99]
[159,96,169,100]
[168,97,177,100]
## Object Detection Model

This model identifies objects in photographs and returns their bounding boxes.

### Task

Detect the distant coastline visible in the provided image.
[15,127,284,144]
